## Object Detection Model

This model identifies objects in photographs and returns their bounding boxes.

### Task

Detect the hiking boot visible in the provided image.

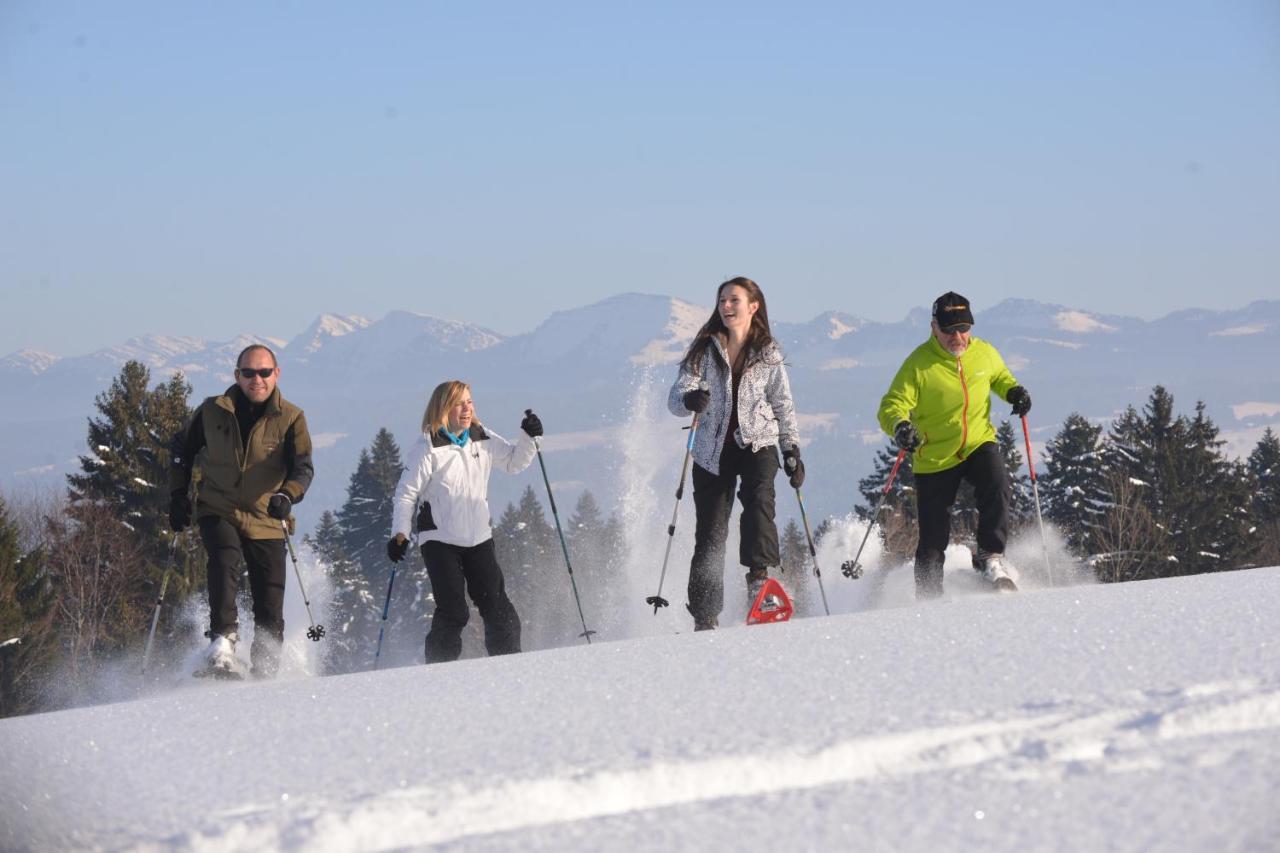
[976,551,1019,591]
[693,615,718,631]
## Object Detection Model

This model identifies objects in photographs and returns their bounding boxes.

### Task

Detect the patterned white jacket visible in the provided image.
[667,336,799,475]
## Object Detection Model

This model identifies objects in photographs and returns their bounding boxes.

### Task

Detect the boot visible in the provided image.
[204,630,242,673]
[976,551,1019,591]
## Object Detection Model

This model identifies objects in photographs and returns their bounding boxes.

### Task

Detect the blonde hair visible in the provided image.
[422,380,478,436]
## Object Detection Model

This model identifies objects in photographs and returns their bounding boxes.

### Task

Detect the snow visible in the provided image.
[1053,311,1118,334]
[0,637,20,648]
[1231,402,1280,420]
[1210,323,1269,337]
[2,554,1277,852]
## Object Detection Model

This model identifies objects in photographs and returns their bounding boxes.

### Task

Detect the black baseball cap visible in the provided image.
[932,292,974,330]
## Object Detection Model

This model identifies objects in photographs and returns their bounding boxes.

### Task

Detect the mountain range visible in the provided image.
[4,294,1279,535]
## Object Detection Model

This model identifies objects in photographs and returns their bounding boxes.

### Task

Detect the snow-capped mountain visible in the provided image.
[3,295,1278,535]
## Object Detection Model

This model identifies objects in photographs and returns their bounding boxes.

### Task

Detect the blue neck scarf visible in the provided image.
[440,425,470,447]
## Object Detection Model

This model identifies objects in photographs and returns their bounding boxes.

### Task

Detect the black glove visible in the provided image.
[682,389,710,414]
[521,409,543,438]
[168,491,191,532]
[1007,386,1032,417]
[782,447,805,489]
[267,492,292,521]
[387,535,409,563]
[894,420,920,452]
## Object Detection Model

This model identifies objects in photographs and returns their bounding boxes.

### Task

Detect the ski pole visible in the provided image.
[282,521,325,641]
[794,489,831,616]
[528,411,597,643]
[373,562,399,669]
[141,534,178,675]
[647,413,699,614]
[1020,415,1056,587]
[841,449,907,579]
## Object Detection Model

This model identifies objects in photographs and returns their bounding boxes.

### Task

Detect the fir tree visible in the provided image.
[996,419,1033,528]
[566,491,625,639]
[1246,428,1280,565]
[856,443,915,522]
[1041,413,1106,555]
[778,518,815,615]
[333,430,414,666]
[67,361,192,563]
[494,486,557,649]
[0,496,57,718]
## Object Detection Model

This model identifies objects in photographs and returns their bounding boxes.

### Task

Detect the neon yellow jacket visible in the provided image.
[877,335,1019,474]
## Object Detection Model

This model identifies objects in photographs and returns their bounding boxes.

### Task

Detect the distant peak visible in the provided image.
[1,348,61,374]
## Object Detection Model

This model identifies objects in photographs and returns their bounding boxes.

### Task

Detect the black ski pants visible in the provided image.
[688,441,781,622]
[912,441,1010,598]
[421,538,521,664]
[199,515,286,674]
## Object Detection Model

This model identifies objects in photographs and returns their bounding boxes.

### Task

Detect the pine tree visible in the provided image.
[491,487,560,649]
[333,430,412,666]
[778,518,815,615]
[996,420,1033,529]
[566,491,625,639]
[336,429,405,569]
[856,443,915,522]
[1041,413,1106,555]
[1246,428,1280,565]
[67,362,192,563]
[0,495,57,718]
[311,510,376,674]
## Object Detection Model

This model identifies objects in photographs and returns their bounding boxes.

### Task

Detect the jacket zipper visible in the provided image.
[955,355,970,459]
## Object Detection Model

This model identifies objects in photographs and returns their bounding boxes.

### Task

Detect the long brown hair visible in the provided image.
[679,277,777,374]
[421,380,479,435]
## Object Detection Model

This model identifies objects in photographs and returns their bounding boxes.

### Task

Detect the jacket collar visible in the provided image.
[214,384,283,416]
[430,423,489,448]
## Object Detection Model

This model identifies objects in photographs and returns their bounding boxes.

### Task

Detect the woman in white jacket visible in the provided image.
[386,380,542,663]
[668,277,802,630]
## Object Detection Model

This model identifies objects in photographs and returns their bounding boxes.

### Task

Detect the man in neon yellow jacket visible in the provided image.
[878,292,1032,598]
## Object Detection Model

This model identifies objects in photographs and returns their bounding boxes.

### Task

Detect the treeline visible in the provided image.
[853,385,1280,580]
[308,427,629,672]
[6,364,1279,719]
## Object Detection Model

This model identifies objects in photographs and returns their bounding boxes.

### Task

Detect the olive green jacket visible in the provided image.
[172,386,313,539]
[877,335,1019,474]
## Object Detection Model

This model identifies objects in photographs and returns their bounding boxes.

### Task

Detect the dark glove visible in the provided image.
[894,420,920,452]
[682,389,710,414]
[267,492,292,521]
[1007,386,1031,417]
[782,447,805,489]
[168,491,191,532]
[387,535,409,563]
[521,409,544,438]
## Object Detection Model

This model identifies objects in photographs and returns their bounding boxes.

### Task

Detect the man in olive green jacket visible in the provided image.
[877,292,1032,598]
[170,344,314,677]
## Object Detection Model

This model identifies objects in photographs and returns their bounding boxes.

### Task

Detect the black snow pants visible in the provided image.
[912,441,1010,598]
[421,538,521,663]
[199,514,287,676]
[687,440,781,623]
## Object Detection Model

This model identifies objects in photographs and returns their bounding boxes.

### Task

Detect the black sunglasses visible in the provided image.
[941,324,972,335]
[237,367,275,379]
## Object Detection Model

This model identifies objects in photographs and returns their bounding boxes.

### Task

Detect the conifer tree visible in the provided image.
[1041,413,1106,555]
[778,518,814,615]
[566,491,625,639]
[0,496,57,718]
[67,361,192,563]
[996,420,1033,528]
[311,510,376,674]
[495,486,557,649]
[333,430,414,666]
[856,443,915,522]
[1246,428,1280,565]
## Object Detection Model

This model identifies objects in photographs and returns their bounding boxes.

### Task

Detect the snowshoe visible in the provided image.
[746,578,794,625]
[973,551,1019,593]
[194,631,247,680]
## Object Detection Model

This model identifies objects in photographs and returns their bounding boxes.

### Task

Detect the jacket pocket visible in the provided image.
[416,501,438,532]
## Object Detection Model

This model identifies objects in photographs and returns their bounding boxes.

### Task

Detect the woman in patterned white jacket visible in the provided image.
[385,380,543,663]
[667,277,802,630]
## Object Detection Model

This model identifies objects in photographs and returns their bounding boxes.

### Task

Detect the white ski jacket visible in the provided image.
[391,424,537,548]
[667,337,799,475]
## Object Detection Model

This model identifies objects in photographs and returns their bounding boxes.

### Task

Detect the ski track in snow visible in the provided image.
[149,680,1280,851]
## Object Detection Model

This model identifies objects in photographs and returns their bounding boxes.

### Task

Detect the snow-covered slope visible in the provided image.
[3,564,1277,852]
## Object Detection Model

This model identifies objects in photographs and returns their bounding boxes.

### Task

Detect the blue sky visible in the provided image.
[2,1,1278,354]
